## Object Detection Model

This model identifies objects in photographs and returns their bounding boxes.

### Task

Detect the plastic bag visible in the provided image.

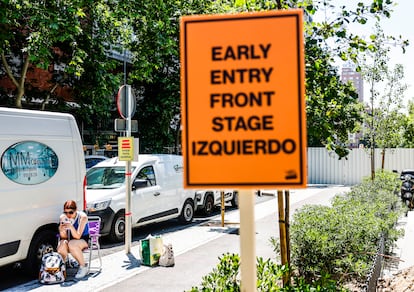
[159,243,175,267]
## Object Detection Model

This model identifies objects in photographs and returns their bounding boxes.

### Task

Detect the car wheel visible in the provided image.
[203,193,215,215]
[109,211,125,242]
[179,199,194,224]
[231,191,239,208]
[24,229,57,277]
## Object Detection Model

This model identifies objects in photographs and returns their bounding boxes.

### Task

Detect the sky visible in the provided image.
[315,0,414,109]
[380,1,414,105]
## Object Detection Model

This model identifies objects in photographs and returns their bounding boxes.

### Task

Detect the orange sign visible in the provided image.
[180,10,306,188]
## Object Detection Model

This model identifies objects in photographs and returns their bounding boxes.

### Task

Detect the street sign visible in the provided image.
[117,84,136,119]
[180,10,307,189]
[114,118,138,132]
[118,137,134,161]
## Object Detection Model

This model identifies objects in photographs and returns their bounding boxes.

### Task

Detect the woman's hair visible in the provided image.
[63,200,77,210]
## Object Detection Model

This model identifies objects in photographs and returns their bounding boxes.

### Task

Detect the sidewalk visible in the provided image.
[11,186,388,292]
[382,210,414,277]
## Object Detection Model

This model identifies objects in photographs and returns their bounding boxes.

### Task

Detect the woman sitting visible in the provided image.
[57,200,89,279]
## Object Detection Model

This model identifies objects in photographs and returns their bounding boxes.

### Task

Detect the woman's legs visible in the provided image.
[68,239,88,266]
[57,240,69,262]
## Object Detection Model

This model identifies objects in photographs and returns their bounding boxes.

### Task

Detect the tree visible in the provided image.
[126,0,404,157]
[359,24,408,178]
[301,1,408,158]
[1,0,408,155]
[124,1,212,153]
[373,64,407,169]
[402,101,414,147]
[0,0,131,144]
[305,39,363,158]
[0,0,86,108]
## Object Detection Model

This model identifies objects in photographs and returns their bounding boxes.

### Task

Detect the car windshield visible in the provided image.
[86,166,136,189]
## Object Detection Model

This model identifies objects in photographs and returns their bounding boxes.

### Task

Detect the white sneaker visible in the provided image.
[75,265,88,279]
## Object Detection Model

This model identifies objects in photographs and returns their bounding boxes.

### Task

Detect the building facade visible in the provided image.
[341,65,364,103]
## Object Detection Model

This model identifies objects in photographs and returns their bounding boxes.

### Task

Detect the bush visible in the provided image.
[290,170,403,284]
[188,171,403,291]
[188,253,346,292]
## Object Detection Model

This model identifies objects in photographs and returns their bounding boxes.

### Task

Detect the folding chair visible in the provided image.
[86,216,102,274]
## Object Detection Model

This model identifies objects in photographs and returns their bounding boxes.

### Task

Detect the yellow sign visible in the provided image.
[118,137,134,161]
[180,10,307,188]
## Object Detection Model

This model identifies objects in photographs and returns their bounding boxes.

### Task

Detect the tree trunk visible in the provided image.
[1,52,30,108]
[41,83,59,110]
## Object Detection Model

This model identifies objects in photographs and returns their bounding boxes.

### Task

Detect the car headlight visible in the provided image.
[87,199,111,212]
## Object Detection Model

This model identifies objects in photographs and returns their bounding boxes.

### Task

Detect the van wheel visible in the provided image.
[109,211,125,242]
[179,199,194,224]
[203,193,215,215]
[24,229,57,277]
[231,191,239,208]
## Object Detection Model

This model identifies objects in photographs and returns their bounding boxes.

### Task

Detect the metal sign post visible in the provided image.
[220,191,225,227]
[116,84,136,254]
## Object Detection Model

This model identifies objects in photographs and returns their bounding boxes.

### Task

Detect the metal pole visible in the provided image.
[239,189,257,292]
[125,85,132,254]
[221,191,225,227]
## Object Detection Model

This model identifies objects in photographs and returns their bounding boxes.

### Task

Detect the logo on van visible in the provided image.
[1,141,59,185]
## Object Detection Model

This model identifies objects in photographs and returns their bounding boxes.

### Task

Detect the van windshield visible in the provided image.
[86,166,136,189]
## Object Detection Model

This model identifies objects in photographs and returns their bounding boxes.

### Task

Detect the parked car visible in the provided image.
[85,155,109,171]
[195,190,238,215]
[86,154,196,242]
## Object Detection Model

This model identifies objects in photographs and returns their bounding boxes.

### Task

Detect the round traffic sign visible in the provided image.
[117,85,136,119]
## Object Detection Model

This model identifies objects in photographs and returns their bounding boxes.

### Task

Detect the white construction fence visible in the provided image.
[307,148,414,185]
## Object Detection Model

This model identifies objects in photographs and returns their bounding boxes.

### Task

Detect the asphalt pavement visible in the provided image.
[6,185,414,292]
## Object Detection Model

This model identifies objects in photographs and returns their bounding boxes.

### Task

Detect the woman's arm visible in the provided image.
[58,215,69,239]
[69,213,88,240]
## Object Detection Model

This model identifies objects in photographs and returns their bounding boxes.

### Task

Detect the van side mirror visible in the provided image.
[132,179,148,190]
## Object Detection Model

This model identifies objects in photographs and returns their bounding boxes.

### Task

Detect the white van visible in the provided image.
[86,154,196,242]
[194,190,238,215]
[0,107,85,274]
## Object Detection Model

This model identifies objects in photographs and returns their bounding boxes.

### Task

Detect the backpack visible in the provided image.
[39,252,66,284]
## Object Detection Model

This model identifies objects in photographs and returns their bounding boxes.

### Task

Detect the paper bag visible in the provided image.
[139,235,163,266]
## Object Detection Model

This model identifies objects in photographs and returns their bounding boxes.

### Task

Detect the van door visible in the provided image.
[132,165,164,224]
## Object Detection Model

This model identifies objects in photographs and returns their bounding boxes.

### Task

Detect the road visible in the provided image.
[0,186,350,291]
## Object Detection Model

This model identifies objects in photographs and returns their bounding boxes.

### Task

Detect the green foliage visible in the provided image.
[305,43,363,158]
[359,24,408,153]
[1,0,410,152]
[402,101,414,147]
[188,253,346,291]
[189,253,241,292]
[123,0,209,153]
[290,170,403,285]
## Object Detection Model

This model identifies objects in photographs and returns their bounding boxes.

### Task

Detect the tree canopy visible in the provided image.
[0,0,410,156]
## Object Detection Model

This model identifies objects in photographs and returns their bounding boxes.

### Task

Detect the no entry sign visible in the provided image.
[180,10,307,188]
